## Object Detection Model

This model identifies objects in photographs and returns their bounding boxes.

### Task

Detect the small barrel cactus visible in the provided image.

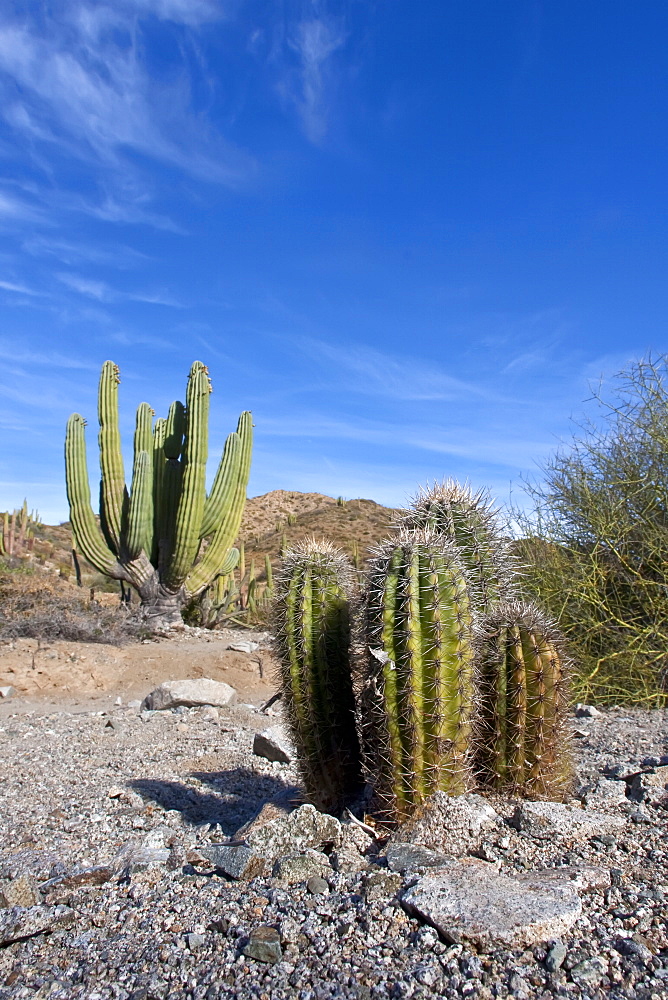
[361,529,477,823]
[397,480,518,614]
[475,600,572,799]
[273,538,362,815]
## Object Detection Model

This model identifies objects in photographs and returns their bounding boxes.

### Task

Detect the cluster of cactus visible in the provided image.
[274,481,572,822]
[64,361,252,621]
[197,548,274,627]
[0,501,40,559]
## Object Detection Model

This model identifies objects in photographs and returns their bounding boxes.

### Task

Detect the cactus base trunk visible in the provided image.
[137,579,186,624]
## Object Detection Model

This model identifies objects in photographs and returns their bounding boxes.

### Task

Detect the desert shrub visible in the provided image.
[516,356,668,705]
[0,561,152,644]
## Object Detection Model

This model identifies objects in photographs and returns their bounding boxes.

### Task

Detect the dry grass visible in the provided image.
[0,561,151,644]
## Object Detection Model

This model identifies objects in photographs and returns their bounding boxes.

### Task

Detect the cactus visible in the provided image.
[65,361,252,621]
[274,538,363,815]
[475,600,572,799]
[398,480,517,614]
[361,529,477,823]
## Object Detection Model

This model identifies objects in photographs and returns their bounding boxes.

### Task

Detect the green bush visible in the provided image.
[516,356,668,706]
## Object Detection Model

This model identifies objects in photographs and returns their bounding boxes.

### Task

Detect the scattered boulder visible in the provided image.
[243,925,282,964]
[227,641,260,653]
[385,842,454,873]
[330,822,376,873]
[401,858,581,949]
[0,685,15,700]
[511,800,626,841]
[0,876,40,908]
[576,777,628,810]
[253,727,293,765]
[196,844,265,881]
[272,849,331,883]
[239,803,342,861]
[390,792,500,857]
[628,766,668,807]
[0,905,75,945]
[141,678,237,711]
[574,703,602,719]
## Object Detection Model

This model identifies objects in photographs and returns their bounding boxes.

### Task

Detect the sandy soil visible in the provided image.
[0,629,277,715]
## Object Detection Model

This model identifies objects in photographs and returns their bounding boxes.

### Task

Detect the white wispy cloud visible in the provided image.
[23,236,151,269]
[56,271,183,307]
[275,3,347,142]
[0,279,45,296]
[299,337,506,402]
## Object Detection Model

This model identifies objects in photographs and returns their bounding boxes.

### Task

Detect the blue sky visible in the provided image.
[1,1,668,523]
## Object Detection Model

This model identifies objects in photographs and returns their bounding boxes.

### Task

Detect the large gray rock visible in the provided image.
[240,803,342,860]
[513,864,611,893]
[253,727,293,764]
[142,678,237,710]
[511,800,626,840]
[629,766,668,807]
[577,777,628,810]
[197,844,265,880]
[0,905,75,944]
[272,849,331,883]
[391,792,500,857]
[401,858,581,949]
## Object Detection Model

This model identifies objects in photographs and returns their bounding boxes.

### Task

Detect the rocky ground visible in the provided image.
[0,632,667,1000]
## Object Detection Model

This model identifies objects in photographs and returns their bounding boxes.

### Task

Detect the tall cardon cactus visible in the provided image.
[361,529,477,823]
[274,539,363,815]
[398,480,517,614]
[475,600,572,799]
[65,361,252,621]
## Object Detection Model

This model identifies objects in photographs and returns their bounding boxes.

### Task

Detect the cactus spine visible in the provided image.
[398,480,517,614]
[274,539,362,814]
[476,601,572,799]
[362,530,476,823]
[65,361,252,621]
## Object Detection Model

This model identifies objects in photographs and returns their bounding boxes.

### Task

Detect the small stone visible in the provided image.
[391,792,500,857]
[113,844,170,873]
[569,956,607,985]
[574,703,602,718]
[603,762,643,781]
[141,678,237,711]
[107,786,124,799]
[511,800,626,841]
[0,905,75,944]
[401,858,581,949]
[364,871,403,901]
[330,822,376,873]
[615,937,654,964]
[197,844,265,880]
[385,842,453,873]
[272,849,330,883]
[186,932,205,951]
[40,866,114,896]
[0,876,39,908]
[545,939,567,971]
[227,641,259,653]
[306,875,329,895]
[0,685,15,699]
[244,925,282,964]
[253,727,293,765]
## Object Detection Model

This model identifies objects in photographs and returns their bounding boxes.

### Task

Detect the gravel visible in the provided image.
[0,701,666,999]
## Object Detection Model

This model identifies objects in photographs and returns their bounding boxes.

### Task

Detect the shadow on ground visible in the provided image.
[131,767,302,835]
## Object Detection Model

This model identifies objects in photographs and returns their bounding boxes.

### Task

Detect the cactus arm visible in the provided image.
[405,546,425,800]
[477,627,507,789]
[152,417,167,565]
[505,624,527,788]
[97,362,125,555]
[264,552,273,591]
[440,554,475,791]
[183,411,253,597]
[523,627,546,789]
[164,400,185,459]
[379,546,409,817]
[164,362,210,589]
[200,431,241,537]
[65,414,123,578]
[125,451,152,561]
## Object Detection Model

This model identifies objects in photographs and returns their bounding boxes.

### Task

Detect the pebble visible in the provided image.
[545,939,567,971]
[306,875,329,895]
[243,925,283,964]
[252,725,293,764]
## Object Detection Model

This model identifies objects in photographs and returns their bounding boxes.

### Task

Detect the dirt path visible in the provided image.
[0,629,277,715]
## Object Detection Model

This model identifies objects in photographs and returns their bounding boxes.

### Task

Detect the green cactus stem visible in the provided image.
[361,529,477,824]
[274,538,363,815]
[398,480,518,614]
[475,600,572,800]
[64,361,252,622]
